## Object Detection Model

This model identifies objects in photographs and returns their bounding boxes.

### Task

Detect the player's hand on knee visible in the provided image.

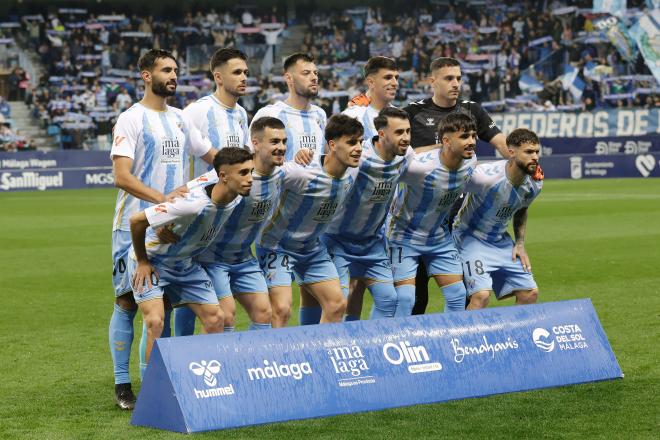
[156,224,180,244]
[512,242,531,273]
[133,261,159,292]
[164,185,189,202]
[294,148,313,166]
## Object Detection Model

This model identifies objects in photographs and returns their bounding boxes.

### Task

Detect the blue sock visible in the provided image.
[299,306,322,325]
[224,326,235,333]
[344,314,360,321]
[162,309,172,337]
[173,306,196,336]
[368,282,397,319]
[109,304,136,385]
[249,321,272,330]
[442,281,468,312]
[394,284,416,317]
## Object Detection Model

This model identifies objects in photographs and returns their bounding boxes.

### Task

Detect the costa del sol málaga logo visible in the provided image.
[532,328,555,352]
[189,360,222,387]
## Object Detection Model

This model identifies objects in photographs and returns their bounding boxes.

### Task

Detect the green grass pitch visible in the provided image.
[1,178,658,439]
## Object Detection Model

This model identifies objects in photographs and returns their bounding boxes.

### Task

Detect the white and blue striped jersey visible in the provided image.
[135,183,242,269]
[197,168,283,264]
[387,150,477,246]
[326,145,414,240]
[250,101,327,161]
[453,160,543,242]
[183,95,249,177]
[342,104,380,145]
[111,103,212,232]
[258,157,356,253]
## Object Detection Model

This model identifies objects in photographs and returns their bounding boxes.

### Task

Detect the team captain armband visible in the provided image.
[348,93,370,107]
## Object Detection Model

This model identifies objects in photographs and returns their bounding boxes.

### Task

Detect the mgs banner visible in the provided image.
[490,109,660,138]
[0,151,112,192]
[132,299,622,433]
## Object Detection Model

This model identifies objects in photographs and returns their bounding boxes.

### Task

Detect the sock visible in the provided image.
[412,261,429,315]
[299,306,322,325]
[368,282,397,319]
[442,281,468,312]
[173,306,196,336]
[109,304,136,385]
[249,321,272,330]
[344,314,360,321]
[162,309,172,337]
[394,284,416,317]
[224,326,235,333]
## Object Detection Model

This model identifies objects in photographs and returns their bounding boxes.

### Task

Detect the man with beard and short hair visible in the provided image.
[109,49,216,410]
[249,53,326,161]
[174,117,287,336]
[183,48,251,177]
[452,128,543,310]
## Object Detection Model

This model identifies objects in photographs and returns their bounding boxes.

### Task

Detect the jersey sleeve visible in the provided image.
[241,108,250,150]
[183,112,212,157]
[280,161,308,193]
[187,170,219,189]
[144,193,205,229]
[470,102,501,142]
[110,112,140,160]
[182,102,205,132]
[400,152,429,184]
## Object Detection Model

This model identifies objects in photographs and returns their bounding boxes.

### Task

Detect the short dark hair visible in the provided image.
[364,56,398,77]
[210,48,247,72]
[506,128,540,148]
[373,107,409,131]
[213,147,253,173]
[138,49,176,72]
[283,52,315,72]
[437,112,477,138]
[325,114,363,142]
[250,116,285,139]
[430,57,461,72]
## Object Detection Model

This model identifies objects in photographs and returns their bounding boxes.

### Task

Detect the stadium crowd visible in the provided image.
[0,0,657,150]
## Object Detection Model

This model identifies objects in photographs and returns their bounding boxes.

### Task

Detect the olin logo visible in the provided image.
[382,341,442,374]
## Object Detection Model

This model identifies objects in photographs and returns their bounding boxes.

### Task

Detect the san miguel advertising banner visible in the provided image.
[132,299,622,433]
[0,151,113,192]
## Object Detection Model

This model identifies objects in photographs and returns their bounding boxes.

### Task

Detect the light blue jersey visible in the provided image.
[197,168,283,264]
[183,95,249,178]
[131,184,242,269]
[111,103,211,232]
[326,145,414,240]
[387,150,477,246]
[258,157,355,253]
[342,104,380,145]
[250,101,327,160]
[453,160,543,242]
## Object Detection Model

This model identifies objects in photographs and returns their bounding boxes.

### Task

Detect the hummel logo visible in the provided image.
[189,360,222,387]
[426,118,435,126]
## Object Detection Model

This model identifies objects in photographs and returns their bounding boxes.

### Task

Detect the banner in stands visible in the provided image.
[540,135,660,156]
[132,299,622,433]
[490,109,660,138]
[539,153,660,179]
[0,151,112,192]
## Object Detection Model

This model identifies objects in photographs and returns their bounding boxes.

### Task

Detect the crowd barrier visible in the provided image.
[132,299,622,433]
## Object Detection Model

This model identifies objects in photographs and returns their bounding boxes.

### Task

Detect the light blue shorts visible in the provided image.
[128,257,219,307]
[256,245,339,288]
[453,232,537,299]
[389,237,463,283]
[323,234,393,296]
[111,230,132,296]
[202,258,268,299]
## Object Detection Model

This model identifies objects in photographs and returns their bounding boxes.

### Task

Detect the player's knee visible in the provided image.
[324,296,347,318]
[250,302,272,324]
[200,308,224,333]
[144,315,164,337]
[271,301,291,321]
[470,290,490,308]
[516,288,538,304]
[115,294,137,311]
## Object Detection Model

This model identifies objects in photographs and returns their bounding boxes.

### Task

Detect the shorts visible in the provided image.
[323,234,393,296]
[201,258,268,299]
[389,237,462,283]
[256,245,339,288]
[127,257,219,307]
[453,232,537,299]
[112,230,132,296]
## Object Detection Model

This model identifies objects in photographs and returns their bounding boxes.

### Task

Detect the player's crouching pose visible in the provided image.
[453,128,543,309]
[257,114,363,327]
[128,148,253,367]
[386,112,477,315]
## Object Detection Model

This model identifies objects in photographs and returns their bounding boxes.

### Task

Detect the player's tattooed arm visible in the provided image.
[488,133,510,158]
[294,148,314,166]
[129,211,159,292]
[512,207,531,273]
[113,156,167,203]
